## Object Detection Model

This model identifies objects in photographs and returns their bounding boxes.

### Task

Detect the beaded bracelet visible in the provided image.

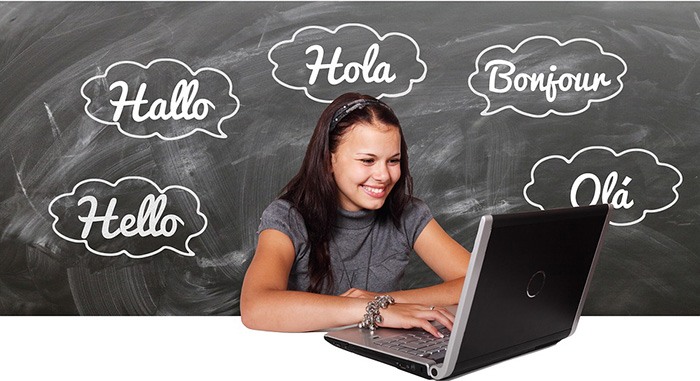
[358,295,395,331]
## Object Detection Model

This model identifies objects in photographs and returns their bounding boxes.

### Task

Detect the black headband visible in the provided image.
[328,98,389,133]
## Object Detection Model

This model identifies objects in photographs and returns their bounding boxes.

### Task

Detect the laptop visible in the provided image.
[324,204,611,379]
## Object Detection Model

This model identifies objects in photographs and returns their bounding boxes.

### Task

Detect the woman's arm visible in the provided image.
[241,229,366,331]
[341,218,471,306]
[399,218,471,304]
[241,229,455,336]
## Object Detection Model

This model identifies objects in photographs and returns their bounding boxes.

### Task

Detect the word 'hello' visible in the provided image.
[305,43,396,85]
[486,60,611,102]
[110,79,215,122]
[78,194,184,239]
[570,171,634,210]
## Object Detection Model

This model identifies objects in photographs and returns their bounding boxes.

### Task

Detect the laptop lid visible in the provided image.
[325,204,610,379]
[431,204,610,379]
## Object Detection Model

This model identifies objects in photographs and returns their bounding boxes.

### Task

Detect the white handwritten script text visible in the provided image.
[305,43,396,85]
[570,171,634,210]
[81,58,240,140]
[49,176,208,258]
[78,194,184,240]
[110,79,215,122]
[523,146,683,226]
[468,35,627,117]
[268,23,426,103]
[485,60,611,103]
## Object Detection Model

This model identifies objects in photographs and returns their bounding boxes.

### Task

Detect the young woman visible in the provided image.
[241,93,470,337]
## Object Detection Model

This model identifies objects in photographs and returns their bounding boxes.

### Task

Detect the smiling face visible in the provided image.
[331,121,402,212]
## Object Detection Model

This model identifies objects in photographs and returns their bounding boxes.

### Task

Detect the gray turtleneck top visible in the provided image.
[257,198,433,295]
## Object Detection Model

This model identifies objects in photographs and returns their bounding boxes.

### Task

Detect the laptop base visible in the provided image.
[326,331,565,379]
[324,335,433,378]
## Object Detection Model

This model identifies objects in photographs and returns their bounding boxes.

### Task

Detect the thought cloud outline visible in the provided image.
[80,58,240,140]
[523,146,683,226]
[48,176,208,258]
[268,23,427,103]
[468,35,628,118]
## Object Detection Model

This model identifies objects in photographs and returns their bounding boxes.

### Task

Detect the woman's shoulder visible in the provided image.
[403,197,431,218]
[261,198,305,221]
[396,197,433,245]
[262,198,293,214]
[259,199,306,235]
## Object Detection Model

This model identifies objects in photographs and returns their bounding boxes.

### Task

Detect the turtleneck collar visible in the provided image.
[334,208,377,230]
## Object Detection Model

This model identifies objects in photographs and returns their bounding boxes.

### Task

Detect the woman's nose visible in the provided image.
[373,164,390,182]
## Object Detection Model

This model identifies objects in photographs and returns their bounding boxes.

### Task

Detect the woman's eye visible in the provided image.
[360,158,374,164]
[389,158,401,165]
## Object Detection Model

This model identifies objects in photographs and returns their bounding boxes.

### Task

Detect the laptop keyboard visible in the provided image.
[374,326,451,362]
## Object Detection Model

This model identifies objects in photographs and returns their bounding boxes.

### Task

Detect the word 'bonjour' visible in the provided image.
[78,194,184,239]
[110,79,216,122]
[570,171,634,210]
[485,60,611,102]
[305,43,396,85]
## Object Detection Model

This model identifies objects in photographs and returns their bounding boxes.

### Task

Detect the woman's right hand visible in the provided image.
[379,303,455,338]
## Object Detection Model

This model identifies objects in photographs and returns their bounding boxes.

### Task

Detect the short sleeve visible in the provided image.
[402,198,434,247]
[257,199,308,257]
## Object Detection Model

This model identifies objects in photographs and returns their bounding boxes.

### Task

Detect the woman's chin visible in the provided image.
[360,197,387,210]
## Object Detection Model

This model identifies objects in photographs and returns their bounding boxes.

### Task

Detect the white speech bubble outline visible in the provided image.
[268,23,428,103]
[80,58,240,140]
[467,35,628,118]
[523,146,683,226]
[48,176,209,258]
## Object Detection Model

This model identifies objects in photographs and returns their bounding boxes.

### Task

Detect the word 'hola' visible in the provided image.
[305,43,396,85]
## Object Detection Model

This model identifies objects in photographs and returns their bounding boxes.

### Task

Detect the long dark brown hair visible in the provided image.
[279,93,414,294]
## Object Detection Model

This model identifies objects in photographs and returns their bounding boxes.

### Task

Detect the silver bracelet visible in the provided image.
[358,295,395,331]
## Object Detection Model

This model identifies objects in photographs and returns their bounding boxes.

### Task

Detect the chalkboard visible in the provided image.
[1,1,699,315]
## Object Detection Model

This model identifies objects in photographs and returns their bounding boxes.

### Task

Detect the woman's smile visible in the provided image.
[361,184,388,198]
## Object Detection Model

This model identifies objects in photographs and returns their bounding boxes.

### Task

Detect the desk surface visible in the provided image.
[1,316,697,380]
